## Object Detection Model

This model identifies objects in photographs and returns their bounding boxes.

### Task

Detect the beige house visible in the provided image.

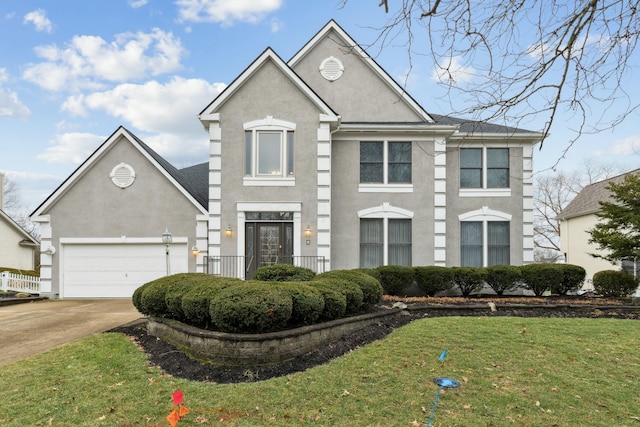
[558,169,640,289]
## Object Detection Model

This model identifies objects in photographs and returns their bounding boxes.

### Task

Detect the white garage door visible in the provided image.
[61,242,188,298]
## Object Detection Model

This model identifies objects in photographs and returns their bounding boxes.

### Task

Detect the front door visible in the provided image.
[245,222,293,278]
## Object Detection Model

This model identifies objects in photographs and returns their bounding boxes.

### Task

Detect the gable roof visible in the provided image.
[199,47,338,122]
[31,127,208,217]
[0,209,39,246]
[558,169,640,220]
[288,20,434,124]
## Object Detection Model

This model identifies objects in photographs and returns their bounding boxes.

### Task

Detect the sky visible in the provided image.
[1,0,639,214]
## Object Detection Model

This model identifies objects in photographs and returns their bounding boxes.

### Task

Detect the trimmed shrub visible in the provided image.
[593,270,638,297]
[317,270,383,306]
[209,283,293,333]
[485,265,522,295]
[414,266,454,296]
[315,277,364,314]
[274,282,325,326]
[451,267,488,297]
[253,264,316,282]
[138,277,171,317]
[132,283,145,313]
[307,282,347,321]
[520,264,560,296]
[550,264,586,295]
[181,277,242,327]
[163,273,214,321]
[352,268,382,282]
[377,265,415,296]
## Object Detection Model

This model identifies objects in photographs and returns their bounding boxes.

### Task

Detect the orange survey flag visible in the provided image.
[166,408,180,427]
[179,404,190,416]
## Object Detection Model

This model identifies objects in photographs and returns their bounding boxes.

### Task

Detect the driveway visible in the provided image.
[0,299,142,367]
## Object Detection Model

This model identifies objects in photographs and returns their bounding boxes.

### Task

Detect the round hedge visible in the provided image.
[593,270,638,297]
[377,265,415,296]
[307,282,347,320]
[209,282,293,333]
[253,264,316,282]
[314,277,364,314]
[414,266,454,296]
[317,270,383,306]
[274,282,325,326]
[181,277,242,327]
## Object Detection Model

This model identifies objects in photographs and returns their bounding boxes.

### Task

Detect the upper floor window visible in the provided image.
[460,147,509,189]
[360,141,411,185]
[243,116,295,186]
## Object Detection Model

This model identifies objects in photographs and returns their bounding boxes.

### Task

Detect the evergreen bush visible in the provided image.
[317,270,383,306]
[593,270,638,297]
[451,267,488,297]
[253,264,316,282]
[414,266,454,296]
[520,264,560,296]
[307,282,347,320]
[181,277,242,327]
[315,277,364,314]
[274,282,325,326]
[377,265,415,296]
[209,283,293,333]
[485,265,522,295]
[550,264,586,295]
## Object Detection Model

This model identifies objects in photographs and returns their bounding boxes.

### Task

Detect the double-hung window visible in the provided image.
[460,147,509,192]
[460,220,510,267]
[243,117,295,186]
[360,141,412,192]
[359,203,414,268]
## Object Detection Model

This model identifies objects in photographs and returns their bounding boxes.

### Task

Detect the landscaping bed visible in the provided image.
[110,295,640,384]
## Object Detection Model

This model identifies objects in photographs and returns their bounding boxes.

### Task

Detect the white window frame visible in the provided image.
[359,140,413,193]
[358,203,414,266]
[459,207,512,267]
[243,116,296,187]
[459,146,511,197]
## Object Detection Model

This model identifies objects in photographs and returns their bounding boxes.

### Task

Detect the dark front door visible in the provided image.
[245,222,293,279]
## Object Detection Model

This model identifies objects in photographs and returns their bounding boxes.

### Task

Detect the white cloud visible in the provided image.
[22,28,185,92]
[129,0,148,7]
[606,135,640,156]
[37,132,105,164]
[431,56,476,85]
[23,9,52,33]
[176,0,282,24]
[61,77,226,160]
[0,69,31,119]
[0,87,31,119]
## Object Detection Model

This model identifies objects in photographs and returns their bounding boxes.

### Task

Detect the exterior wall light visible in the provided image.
[225,224,233,237]
[304,225,312,238]
[191,245,199,256]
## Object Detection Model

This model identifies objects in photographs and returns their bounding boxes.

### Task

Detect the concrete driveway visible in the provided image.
[0,299,142,367]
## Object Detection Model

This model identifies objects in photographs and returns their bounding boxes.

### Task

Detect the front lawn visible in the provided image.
[0,317,638,426]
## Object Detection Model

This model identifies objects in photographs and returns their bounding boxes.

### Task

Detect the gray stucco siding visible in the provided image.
[214,59,326,258]
[291,29,424,123]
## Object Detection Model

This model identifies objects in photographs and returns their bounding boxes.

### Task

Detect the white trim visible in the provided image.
[358,202,414,219]
[459,189,512,197]
[243,116,296,131]
[359,184,413,193]
[59,237,189,245]
[243,177,295,187]
[459,206,512,221]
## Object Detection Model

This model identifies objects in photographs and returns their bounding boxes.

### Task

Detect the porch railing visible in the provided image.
[204,256,326,279]
[1,271,41,294]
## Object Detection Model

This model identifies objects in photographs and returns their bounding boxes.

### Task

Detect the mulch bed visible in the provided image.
[108,296,639,384]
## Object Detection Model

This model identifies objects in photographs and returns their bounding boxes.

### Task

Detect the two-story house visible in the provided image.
[32,20,542,298]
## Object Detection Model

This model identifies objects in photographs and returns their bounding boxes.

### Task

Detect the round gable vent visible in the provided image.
[319,56,344,81]
[110,163,136,188]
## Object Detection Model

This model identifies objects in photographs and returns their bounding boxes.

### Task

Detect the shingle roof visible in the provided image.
[558,169,640,220]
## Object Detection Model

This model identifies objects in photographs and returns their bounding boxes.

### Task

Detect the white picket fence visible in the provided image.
[0,271,41,294]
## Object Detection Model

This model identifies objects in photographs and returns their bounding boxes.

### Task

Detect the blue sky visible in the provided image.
[1,0,639,212]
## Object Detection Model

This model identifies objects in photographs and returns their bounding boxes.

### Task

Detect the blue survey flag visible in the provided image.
[438,349,447,361]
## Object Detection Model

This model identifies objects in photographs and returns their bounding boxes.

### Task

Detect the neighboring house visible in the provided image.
[0,209,39,271]
[558,169,640,287]
[31,20,542,298]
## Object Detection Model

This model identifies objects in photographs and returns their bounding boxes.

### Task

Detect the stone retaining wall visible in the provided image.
[147,308,402,368]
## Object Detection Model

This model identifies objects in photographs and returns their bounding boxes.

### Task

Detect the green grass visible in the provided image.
[1,317,639,426]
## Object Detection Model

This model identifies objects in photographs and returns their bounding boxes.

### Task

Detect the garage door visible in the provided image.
[61,242,188,298]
